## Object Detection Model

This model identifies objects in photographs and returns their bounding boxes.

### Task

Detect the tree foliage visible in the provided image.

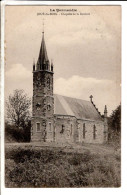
[6,89,31,128]
[109,105,121,132]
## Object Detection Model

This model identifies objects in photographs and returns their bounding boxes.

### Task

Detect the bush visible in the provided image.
[5,123,31,143]
[5,147,121,188]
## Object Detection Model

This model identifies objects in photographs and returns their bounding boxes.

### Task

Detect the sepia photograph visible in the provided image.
[4,5,121,188]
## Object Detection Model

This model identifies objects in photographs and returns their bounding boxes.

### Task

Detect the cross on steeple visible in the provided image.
[89,95,93,102]
[42,18,45,34]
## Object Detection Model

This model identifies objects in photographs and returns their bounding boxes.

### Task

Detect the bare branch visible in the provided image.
[6,89,31,128]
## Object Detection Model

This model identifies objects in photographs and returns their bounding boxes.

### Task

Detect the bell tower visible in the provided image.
[31,31,54,142]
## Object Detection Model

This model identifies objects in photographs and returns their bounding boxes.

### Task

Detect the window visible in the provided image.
[36,102,41,110]
[70,124,73,136]
[60,124,65,134]
[83,123,86,139]
[47,104,51,111]
[36,122,41,132]
[49,122,51,131]
[93,124,97,139]
[47,78,50,89]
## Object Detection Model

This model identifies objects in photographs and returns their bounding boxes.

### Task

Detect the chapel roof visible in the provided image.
[54,94,103,121]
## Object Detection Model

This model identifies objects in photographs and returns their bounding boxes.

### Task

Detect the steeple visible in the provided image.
[51,59,53,72]
[37,31,50,71]
[33,58,35,71]
[32,26,54,142]
[104,105,107,117]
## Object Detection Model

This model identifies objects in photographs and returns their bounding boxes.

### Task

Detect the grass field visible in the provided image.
[5,142,121,188]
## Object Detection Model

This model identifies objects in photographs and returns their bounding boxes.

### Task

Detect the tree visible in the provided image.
[109,104,121,132]
[6,89,31,129]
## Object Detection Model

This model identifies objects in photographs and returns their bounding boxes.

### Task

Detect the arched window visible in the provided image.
[36,122,41,132]
[83,123,86,139]
[47,77,50,89]
[36,103,41,111]
[47,104,51,111]
[49,122,52,131]
[93,124,97,139]
[70,124,73,136]
[60,124,65,134]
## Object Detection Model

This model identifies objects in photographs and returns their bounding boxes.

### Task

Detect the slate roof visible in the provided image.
[54,94,103,121]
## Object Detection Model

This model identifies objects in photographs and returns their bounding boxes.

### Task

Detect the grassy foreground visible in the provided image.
[5,144,121,188]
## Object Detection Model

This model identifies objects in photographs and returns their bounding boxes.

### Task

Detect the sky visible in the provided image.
[5,5,121,115]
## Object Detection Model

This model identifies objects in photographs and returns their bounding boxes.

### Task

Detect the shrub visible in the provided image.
[5,147,121,188]
[5,123,31,143]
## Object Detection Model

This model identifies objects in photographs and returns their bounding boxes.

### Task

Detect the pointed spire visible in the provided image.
[51,59,53,72]
[37,29,49,70]
[104,105,107,114]
[104,105,108,118]
[33,58,35,71]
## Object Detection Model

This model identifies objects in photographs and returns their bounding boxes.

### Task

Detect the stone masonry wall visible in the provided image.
[54,115,105,144]
[77,119,105,144]
[31,70,54,142]
[54,115,77,144]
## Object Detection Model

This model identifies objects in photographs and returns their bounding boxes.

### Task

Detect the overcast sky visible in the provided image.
[5,5,121,115]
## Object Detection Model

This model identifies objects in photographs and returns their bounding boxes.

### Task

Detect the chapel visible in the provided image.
[31,31,108,144]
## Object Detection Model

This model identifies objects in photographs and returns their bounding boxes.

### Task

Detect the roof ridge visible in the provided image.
[54,93,90,103]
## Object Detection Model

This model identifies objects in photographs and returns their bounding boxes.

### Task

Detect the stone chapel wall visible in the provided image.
[54,115,77,144]
[77,119,104,144]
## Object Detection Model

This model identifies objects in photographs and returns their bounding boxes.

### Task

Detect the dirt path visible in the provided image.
[81,144,115,154]
[5,142,116,156]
